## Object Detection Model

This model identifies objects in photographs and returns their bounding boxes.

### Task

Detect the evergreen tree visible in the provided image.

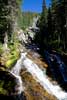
[36,0,48,53]
[0,0,8,43]
[47,7,53,48]
[0,0,22,43]
[55,0,66,50]
[34,0,67,52]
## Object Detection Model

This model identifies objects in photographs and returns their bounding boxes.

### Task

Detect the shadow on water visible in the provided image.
[44,51,67,92]
[25,42,40,52]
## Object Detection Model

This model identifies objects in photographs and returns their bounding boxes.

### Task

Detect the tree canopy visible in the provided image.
[34,0,66,53]
[0,0,22,43]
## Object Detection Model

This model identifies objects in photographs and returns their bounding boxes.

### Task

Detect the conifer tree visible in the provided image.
[38,0,48,52]
[0,0,22,43]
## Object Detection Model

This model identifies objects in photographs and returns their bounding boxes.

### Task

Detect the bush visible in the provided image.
[5,58,17,68]
[5,49,20,68]
[0,43,3,55]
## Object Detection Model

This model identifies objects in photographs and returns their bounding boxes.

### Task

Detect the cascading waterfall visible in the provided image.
[22,55,67,100]
[9,53,27,96]
[21,52,67,100]
[32,17,39,29]
[8,50,67,100]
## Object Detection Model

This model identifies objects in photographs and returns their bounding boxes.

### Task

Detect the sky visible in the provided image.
[21,0,51,13]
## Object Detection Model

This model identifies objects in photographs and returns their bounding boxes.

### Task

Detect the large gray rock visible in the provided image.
[18,29,28,44]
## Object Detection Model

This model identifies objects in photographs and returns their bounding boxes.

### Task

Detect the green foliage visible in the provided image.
[0,0,8,43]
[5,46,20,68]
[0,80,7,95]
[16,0,22,6]
[0,43,3,55]
[17,12,38,29]
[0,0,22,43]
[0,32,20,68]
[34,0,48,53]
[0,0,22,95]
[5,58,16,68]
[34,0,66,53]
[5,49,19,68]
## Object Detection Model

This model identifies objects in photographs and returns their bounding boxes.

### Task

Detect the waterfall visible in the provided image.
[10,53,27,94]
[32,17,38,28]
[8,51,67,100]
[53,54,67,81]
[21,52,67,100]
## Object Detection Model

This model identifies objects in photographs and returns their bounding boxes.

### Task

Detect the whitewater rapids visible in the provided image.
[21,53,67,100]
[9,52,67,100]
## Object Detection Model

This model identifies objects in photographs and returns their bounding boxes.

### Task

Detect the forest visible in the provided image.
[35,0,66,54]
[0,0,67,100]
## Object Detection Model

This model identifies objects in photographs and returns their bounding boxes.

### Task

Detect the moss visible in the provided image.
[6,49,20,68]
[0,49,20,69]
[0,42,20,68]
[5,58,17,68]
[0,43,3,55]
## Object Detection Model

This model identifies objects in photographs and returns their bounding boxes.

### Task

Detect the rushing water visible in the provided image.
[10,53,26,94]
[21,53,67,100]
[8,54,26,100]
[8,50,67,100]
[44,51,67,84]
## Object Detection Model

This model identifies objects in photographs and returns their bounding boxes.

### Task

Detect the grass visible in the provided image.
[5,44,20,68]
[0,39,20,69]
[0,49,20,69]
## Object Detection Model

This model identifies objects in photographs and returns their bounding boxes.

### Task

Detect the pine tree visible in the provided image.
[50,0,66,50]
[38,0,48,52]
[56,0,66,50]
[0,0,8,43]
[47,7,53,48]
[34,0,66,52]
[0,0,22,43]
